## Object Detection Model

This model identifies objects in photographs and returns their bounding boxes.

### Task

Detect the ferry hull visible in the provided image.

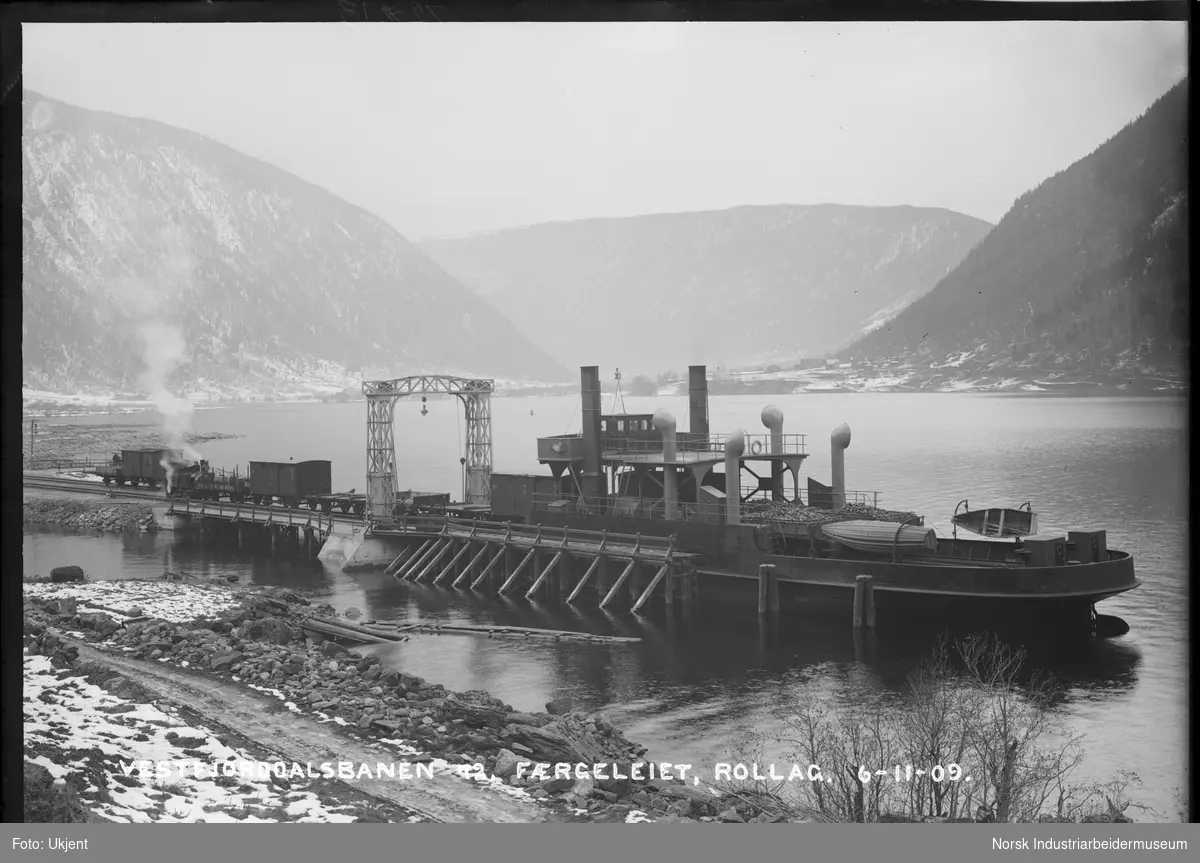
[530,510,1138,624]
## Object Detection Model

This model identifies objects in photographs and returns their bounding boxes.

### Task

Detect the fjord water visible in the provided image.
[24,394,1187,816]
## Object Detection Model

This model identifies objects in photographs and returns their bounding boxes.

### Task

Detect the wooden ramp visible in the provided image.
[374,517,699,615]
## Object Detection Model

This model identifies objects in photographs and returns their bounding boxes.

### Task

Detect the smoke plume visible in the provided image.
[113,225,202,491]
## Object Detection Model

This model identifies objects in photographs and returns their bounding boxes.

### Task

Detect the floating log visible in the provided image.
[300,617,393,644]
[311,615,640,644]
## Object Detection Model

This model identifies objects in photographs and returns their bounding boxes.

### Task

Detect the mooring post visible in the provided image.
[681,571,696,621]
[863,574,876,628]
[758,564,773,616]
[853,574,875,629]
[768,566,780,614]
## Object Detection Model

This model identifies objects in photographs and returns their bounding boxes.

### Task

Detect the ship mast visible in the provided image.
[611,368,627,414]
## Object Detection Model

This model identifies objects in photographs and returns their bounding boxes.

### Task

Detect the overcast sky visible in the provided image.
[24,21,1187,239]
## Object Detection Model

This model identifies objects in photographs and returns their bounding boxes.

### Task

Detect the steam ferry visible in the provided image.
[482,366,1139,636]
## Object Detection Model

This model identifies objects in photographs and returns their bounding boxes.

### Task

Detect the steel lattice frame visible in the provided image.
[362,376,494,524]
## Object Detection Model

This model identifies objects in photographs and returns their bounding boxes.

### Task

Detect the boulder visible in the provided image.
[53,597,78,616]
[545,696,575,715]
[50,566,85,583]
[493,749,523,778]
[78,612,120,637]
[566,774,594,805]
[501,723,601,765]
[442,698,509,729]
[209,650,246,672]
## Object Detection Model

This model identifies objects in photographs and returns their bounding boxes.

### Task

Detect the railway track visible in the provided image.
[23,473,366,526]
[23,473,167,501]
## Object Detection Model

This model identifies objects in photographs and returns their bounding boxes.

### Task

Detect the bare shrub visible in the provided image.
[716,632,1149,823]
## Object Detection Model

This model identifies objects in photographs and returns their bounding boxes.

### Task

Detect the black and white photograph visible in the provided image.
[14,10,1190,844]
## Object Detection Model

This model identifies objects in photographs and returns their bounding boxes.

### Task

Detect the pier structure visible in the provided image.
[375,517,699,615]
[165,498,338,558]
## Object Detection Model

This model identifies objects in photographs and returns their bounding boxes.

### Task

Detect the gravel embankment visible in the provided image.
[24,497,157,533]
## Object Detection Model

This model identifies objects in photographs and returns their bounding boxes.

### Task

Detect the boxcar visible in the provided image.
[249,460,332,507]
[117,448,171,487]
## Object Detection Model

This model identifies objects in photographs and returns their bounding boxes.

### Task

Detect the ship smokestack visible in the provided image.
[831,422,851,510]
[653,408,678,521]
[724,429,746,525]
[761,404,785,501]
[581,366,606,506]
[688,365,709,436]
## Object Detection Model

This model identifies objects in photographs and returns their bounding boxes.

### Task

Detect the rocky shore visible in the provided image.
[22,580,776,824]
[24,497,157,534]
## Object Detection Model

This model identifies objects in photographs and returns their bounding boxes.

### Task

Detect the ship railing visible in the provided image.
[711,432,807,456]
[600,432,807,457]
[844,490,883,508]
[738,487,883,510]
[601,435,723,456]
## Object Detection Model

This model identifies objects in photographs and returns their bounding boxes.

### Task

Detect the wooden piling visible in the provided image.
[567,555,602,604]
[681,571,696,620]
[768,567,780,614]
[853,574,875,629]
[600,559,638,609]
[400,539,439,581]
[498,546,537,594]
[525,550,563,600]
[471,543,507,590]
[863,575,875,628]
[385,542,416,576]
[758,564,774,616]
[628,564,645,606]
[631,561,671,614]
[455,542,491,588]
[415,540,456,582]
[558,552,571,600]
[434,540,473,585]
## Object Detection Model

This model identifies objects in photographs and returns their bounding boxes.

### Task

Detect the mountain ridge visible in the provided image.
[841,78,1189,391]
[419,202,994,374]
[21,89,572,399]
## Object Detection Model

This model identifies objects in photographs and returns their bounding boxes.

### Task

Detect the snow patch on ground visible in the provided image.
[23,581,241,623]
[24,652,361,823]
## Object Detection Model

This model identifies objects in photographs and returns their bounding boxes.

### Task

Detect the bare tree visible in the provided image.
[713,632,1149,824]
